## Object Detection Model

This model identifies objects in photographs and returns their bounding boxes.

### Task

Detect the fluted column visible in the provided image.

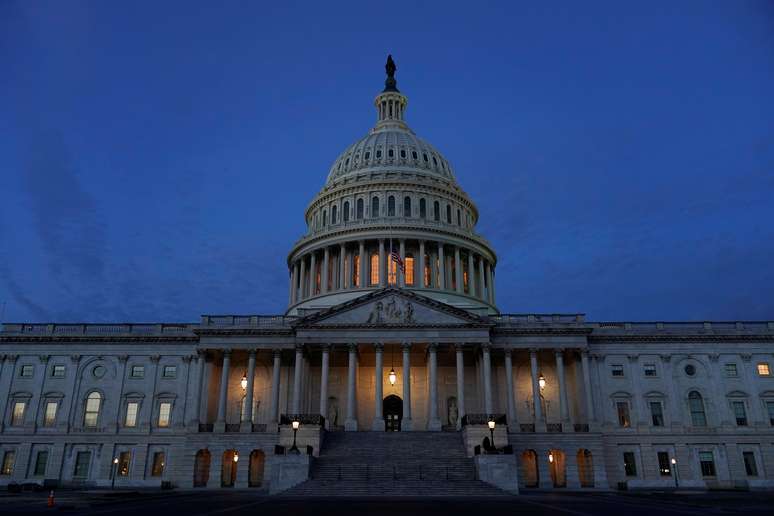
[378,239,386,287]
[358,241,366,288]
[478,257,485,300]
[398,239,406,287]
[481,344,493,414]
[402,343,413,430]
[269,349,281,424]
[289,265,296,305]
[437,243,446,290]
[319,345,330,428]
[485,262,494,304]
[529,349,545,429]
[418,240,425,287]
[215,350,231,431]
[338,244,346,290]
[241,350,257,430]
[555,350,570,425]
[298,256,307,300]
[455,344,466,429]
[194,351,207,426]
[291,345,303,414]
[427,343,441,430]
[345,344,358,431]
[467,253,475,296]
[504,349,517,426]
[309,252,317,296]
[373,344,384,430]
[581,351,595,427]
[321,247,330,293]
[454,246,463,293]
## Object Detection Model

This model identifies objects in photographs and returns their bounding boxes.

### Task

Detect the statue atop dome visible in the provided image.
[383,54,399,92]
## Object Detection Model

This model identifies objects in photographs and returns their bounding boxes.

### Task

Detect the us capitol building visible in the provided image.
[1,57,773,495]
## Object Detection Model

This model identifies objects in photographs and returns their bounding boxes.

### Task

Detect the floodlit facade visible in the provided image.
[1,58,773,493]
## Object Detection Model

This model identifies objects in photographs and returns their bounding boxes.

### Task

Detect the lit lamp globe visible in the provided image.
[549,452,554,463]
[233,453,239,463]
[538,374,546,390]
[240,375,247,390]
[388,368,397,386]
[292,420,300,431]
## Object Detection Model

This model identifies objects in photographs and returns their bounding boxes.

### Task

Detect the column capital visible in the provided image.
[427,342,439,351]
[38,354,50,364]
[581,349,591,358]
[319,343,331,351]
[182,355,194,363]
[373,343,384,352]
[401,342,412,351]
[222,349,232,357]
[627,354,639,363]
[294,344,305,353]
[347,343,358,352]
[660,353,672,363]
[150,354,161,363]
[69,354,79,364]
[504,348,512,358]
[454,343,466,352]
[247,349,257,358]
[272,349,282,359]
[480,342,492,352]
[554,349,565,358]
[528,347,539,355]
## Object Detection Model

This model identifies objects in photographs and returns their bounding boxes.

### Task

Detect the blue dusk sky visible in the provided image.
[1,1,773,323]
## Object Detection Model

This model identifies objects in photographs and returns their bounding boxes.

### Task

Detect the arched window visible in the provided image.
[356,199,364,219]
[404,196,411,217]
[353,255,360,287]
[433,201,440,221]
[405,255,414,285]
[446,204,452,223]
[423,254,430,287]
[388,196,395,216]
[370,253,379,286]
[419,198,426,219]
[400,149,406,158]
[84,392,101,428]
[412,150,418,160]
[388,148,394,158]
[343,201,350,222]
[322,210,327,226]
[688,391,707,426]
[372,197,380,218]
[457,209,461,226]
[331,205,337,224]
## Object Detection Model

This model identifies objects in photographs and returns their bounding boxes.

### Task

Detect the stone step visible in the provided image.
[281,480,512,497]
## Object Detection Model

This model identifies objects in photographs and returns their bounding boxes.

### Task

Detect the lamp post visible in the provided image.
[388,367,397,386]
[487,419,496,450]
[111,457,118,489]
[671,457,679,488]
[289,420,300,453]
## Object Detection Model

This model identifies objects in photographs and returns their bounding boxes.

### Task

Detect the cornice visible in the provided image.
[589,334,774,343]
[0,336,198,343]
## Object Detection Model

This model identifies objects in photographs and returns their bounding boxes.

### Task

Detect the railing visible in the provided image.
[200,315,297,328]
[280,414,325,426]
[1,323,197,336]
[574,423,590,433]
[590,321,774,332]
[311,464,480,482]
[519,423,535,433]
[492,314,585,324]
[547,423,563,433]
[460,413,506,427]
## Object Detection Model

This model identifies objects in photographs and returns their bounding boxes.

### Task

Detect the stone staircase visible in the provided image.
[280,431,511,497]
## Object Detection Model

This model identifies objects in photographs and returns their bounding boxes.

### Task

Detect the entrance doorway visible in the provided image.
[383,395,402,431]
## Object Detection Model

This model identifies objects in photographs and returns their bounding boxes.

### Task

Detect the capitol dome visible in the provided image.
[286,56,498,315]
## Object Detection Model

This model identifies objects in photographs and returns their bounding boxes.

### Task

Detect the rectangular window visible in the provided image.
[611,364,624,377]
[125,402,138,428]
[1,451,15,475]
[757,363,770,376]
[767,401,774,426]
[353,255,360,287]
[405,256,415,286]
[151,452,165,477]
[44,402,58,427]
[724,363,738,377]
[623,452,637,477]
[162,365,176,378]
[616,402,631,428]
[643,364,657,377]
[117,452,131,476]
[650,401,664,427]
[130,365,144,378]
[657,452,672,476]
[370,254,379,286]
[11,402,25,426]
[699,451,716,477]
[52,365,66,378]
[73,451,91,478]
[743,452,758,477]
[33,451,48,476]
[733,401,748,426]
[20,365,33,378]
[158,402,171,427]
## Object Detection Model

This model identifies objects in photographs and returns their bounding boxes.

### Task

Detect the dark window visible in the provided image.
[332,205,337,224]
[364,151,370,160]
[446,205,452,223]
[388,148,394,158]
[162,366,176,378]
[684,364,696,376]
[356,199,364,219]
[432,156,438,166]
[131,365,144,378]
[733,401,748,426]
[52,365,65,378]
[376,149,382,158]
[388,196,395,217]
[433,201,440,221]
[724,363,738,377]
[400,149,406,158]
[650,402,664,427]
[623,452,637,477]
[372,197,379,218]
[689,391,707,426]
[657,452,671,476]
[456,209,461,226]
[343,201,350,222]
[412,151,418,160]
[419,198,426,218]
[151,452,166,477]
[423,153,428,162]
[33,451,48,476]
[404,196,411,217]
[611,364,624,377]
[767,401,774,426]
[699,452,716,477]
[743,452,758,476]
[617,402,631,428]
[20,365,33,378]
[345,157,349,166]
[644,364,657,377]
[322,210,327,226]
[73,451,91,478]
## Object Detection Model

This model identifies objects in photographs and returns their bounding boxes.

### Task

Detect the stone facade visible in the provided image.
[1,58,773,493]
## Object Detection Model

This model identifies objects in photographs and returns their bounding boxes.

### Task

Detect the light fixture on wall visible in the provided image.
[388,345,397,385]
[233,452,239,463]
[538,373,546,390]
[240,374,247,390]
[549,451,554,463]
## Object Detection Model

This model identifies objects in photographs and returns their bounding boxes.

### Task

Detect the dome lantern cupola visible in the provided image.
[374,55,408,131]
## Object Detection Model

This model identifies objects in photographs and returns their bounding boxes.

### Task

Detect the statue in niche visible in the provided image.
[327,396,339,428]
[405,302,414,323]
[447,396,459,427]
[367,301,384,324]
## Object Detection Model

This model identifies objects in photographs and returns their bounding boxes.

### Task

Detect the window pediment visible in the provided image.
[726,390,749,398]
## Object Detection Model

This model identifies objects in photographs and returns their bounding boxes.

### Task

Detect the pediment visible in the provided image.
[295,288,487,328]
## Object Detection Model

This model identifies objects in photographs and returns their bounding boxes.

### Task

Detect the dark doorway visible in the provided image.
[383,394,402,431]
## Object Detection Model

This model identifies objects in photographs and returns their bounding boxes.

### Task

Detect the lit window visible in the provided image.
[611,364,624,377]
[1,451,15,476]
[118,451,131,476]
[388,258,397,286]
[33,451,48,476]
[699,451,716,477]
[616,402,630,428]
[130,365,144,378]
[353,255,360,287]
[158,402,171,428]
[20,365,33,378]
[732,401,748,426]
[84,392,101,428]
[650,402,664,427]
[44,402,58,427]
[724,363,738,377]
[125,402,138,427]
[743,451,758,477]
[757,363,770,376]
[657,452,671,476]
[151,452,165,477]
[370,253,379,286]
[688,391,707,427]
[405,256,414,286]
[162,366,176,378]
[11,402,25,426]
[623,452,637,477]
[52,365,65,378]
[643,364,657,377]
